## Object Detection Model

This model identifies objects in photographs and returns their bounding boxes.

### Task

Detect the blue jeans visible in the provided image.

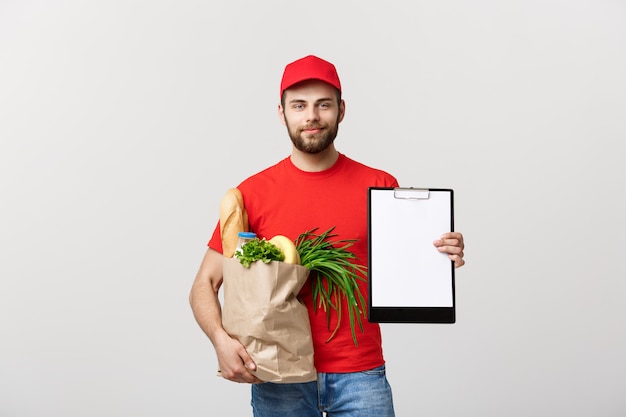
[251,365,395,417]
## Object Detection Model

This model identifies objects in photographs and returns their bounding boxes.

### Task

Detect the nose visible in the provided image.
[305,106,320,122]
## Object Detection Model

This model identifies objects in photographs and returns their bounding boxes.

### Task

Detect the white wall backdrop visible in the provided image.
[1,1,624,416]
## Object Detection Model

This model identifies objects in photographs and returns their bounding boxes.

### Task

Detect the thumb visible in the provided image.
[240,350,256,371]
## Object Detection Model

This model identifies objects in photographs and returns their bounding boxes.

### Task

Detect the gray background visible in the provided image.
[1,0,624,416]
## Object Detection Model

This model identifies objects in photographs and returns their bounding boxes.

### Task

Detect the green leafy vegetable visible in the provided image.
[235,238,285,268]
[295,227,367,346]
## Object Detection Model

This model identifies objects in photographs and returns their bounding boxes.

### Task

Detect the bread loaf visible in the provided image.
[219,188,249,257]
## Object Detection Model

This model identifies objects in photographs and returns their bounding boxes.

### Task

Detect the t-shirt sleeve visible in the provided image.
[380,171,399,188]
[207,220,223,253]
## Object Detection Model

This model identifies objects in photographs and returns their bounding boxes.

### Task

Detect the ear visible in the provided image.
[338,100,346,123]
[278,104,286,126]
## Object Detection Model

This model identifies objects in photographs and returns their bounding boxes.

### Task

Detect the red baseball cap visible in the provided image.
[279,55,342,98]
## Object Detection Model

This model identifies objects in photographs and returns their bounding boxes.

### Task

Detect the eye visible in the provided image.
[292,103,304,110]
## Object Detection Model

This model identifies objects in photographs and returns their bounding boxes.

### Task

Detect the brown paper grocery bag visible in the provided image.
[221,257,316,383]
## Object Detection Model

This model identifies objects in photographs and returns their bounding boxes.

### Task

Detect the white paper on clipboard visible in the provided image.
[368,187,455,323]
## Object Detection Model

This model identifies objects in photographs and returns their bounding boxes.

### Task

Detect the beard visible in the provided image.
[284,116,340,154]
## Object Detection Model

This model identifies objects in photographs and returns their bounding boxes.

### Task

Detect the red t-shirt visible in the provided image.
[208,153,399,373]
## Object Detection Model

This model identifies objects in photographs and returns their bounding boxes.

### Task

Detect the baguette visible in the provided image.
[219,188,249,257]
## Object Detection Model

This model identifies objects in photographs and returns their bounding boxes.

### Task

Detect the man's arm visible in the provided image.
[189,247,262,384]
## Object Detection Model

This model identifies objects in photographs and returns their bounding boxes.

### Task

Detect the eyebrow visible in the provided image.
[288,97,334,105]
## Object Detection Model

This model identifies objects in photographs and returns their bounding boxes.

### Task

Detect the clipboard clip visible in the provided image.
[393,187,430,200]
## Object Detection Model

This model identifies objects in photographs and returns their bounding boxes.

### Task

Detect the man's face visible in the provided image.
[279,80,345,154]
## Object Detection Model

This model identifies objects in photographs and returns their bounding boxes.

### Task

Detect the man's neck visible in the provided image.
[290,145,339,172]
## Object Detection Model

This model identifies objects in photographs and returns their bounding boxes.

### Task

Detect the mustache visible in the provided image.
[301,124,324,130]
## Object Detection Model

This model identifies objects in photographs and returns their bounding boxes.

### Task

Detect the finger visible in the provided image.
[438,232,464,249]
[238,348,257,372]
[236,347,261,384]
[245,373,263,384]
[440,232,462,240]
[241,362,262,384]
[222,366,261,384]
[449,253,466,268]
[436,238,461,248]
[436,244,463,255]
[239,369,263,384]
[433,237,461,248]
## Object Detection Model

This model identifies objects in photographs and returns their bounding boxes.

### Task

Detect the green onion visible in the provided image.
[295,226,367,346]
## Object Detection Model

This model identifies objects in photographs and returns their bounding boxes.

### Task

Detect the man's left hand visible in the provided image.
[433,232,465,268]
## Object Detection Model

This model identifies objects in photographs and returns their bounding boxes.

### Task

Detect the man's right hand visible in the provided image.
[214,330,263,384]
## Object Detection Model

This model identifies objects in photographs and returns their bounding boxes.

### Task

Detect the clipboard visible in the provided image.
[367,187,455,323]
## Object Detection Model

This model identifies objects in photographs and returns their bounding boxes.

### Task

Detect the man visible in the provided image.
[190,55,465,417]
